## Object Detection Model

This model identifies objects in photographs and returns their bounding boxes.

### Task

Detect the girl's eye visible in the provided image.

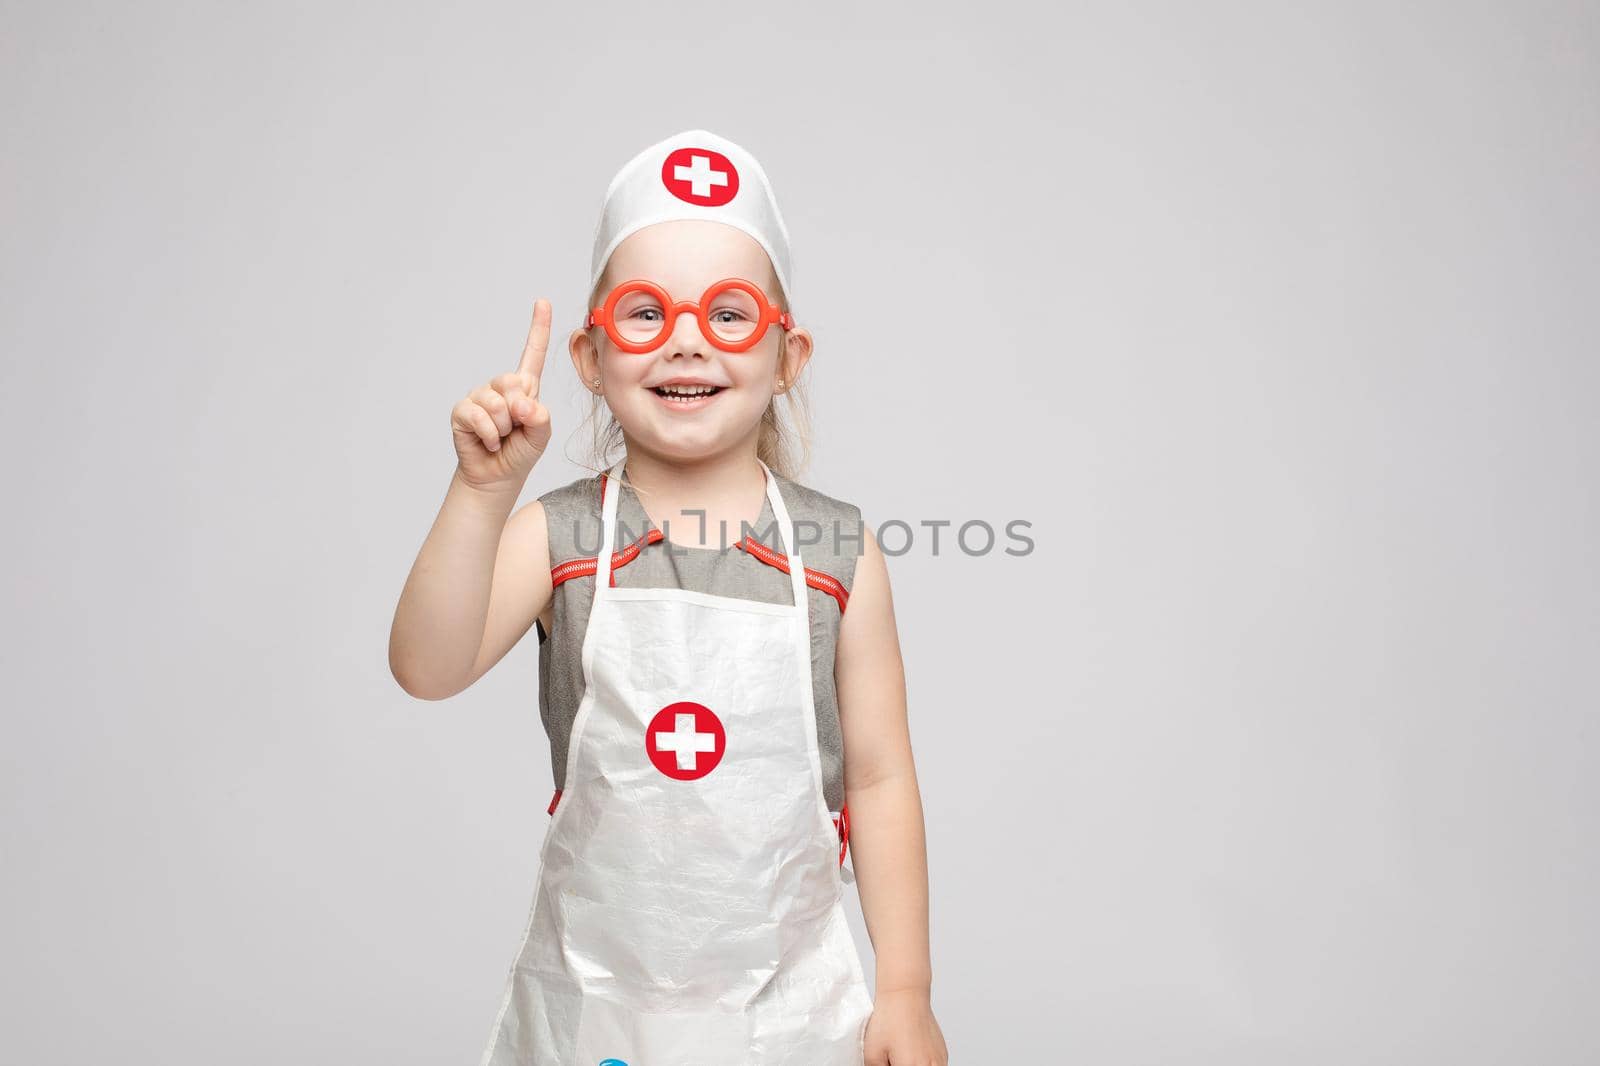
[627,307,664,322]
[710,308,750,323]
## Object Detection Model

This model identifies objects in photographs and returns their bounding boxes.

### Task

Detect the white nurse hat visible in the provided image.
[589,128,794,304]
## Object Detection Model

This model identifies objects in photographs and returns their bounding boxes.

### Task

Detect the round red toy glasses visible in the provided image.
[585,278,795,354]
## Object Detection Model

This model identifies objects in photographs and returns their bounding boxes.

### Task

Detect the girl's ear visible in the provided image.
[570,327,602,392]
[778,327,814,390]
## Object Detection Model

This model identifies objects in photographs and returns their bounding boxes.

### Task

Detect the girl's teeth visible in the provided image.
[655,385,721,401]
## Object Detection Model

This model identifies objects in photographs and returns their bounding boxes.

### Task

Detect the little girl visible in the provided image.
[390,129,948,1066]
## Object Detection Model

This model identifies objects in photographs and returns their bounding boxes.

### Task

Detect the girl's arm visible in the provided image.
[389,299,557,701]
[837,525,949,1062]
[388,481,551,701]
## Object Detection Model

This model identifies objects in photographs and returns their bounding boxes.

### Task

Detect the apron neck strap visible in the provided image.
[757,458,808,611]
[595,457,627,590]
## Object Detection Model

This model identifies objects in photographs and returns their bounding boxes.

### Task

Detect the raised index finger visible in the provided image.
[517,298,552,384]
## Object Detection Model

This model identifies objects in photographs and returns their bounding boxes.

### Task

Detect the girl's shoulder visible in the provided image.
[536,473,606,569]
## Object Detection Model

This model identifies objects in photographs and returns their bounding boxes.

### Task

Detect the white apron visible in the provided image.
[478,457,874,1065]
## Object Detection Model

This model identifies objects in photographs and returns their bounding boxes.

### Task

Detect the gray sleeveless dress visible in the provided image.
[535,468,867,812]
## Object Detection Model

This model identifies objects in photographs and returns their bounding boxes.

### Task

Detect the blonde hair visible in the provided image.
[571,268,813,481]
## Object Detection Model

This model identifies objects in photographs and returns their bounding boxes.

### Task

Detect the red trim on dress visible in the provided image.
[735,535,850,614]
[552,533,846,608]
[832,803,851,867]
[550,527,665,589]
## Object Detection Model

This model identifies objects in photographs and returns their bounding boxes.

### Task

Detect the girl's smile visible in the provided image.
[648,375,730,410]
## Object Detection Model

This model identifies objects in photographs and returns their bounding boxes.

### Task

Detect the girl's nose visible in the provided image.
[663,304,711,356]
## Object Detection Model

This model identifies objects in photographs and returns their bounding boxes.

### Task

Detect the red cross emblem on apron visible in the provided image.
[645,701,727,780]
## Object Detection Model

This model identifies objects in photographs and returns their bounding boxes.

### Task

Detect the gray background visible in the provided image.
[3,1,1596,1062]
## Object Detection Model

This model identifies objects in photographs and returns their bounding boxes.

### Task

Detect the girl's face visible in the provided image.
[570,219,811,465]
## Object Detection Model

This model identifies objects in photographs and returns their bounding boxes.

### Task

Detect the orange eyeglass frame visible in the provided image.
[585,277,795,354]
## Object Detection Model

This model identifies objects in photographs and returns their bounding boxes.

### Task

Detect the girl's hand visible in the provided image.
[863,989,949,1066]
[450,298,555,494]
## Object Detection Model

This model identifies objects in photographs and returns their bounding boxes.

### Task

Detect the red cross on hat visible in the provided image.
[660,146,740,207]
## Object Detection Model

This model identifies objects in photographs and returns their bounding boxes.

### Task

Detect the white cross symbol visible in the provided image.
[673,154,729,198]
[654,711,716,771]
